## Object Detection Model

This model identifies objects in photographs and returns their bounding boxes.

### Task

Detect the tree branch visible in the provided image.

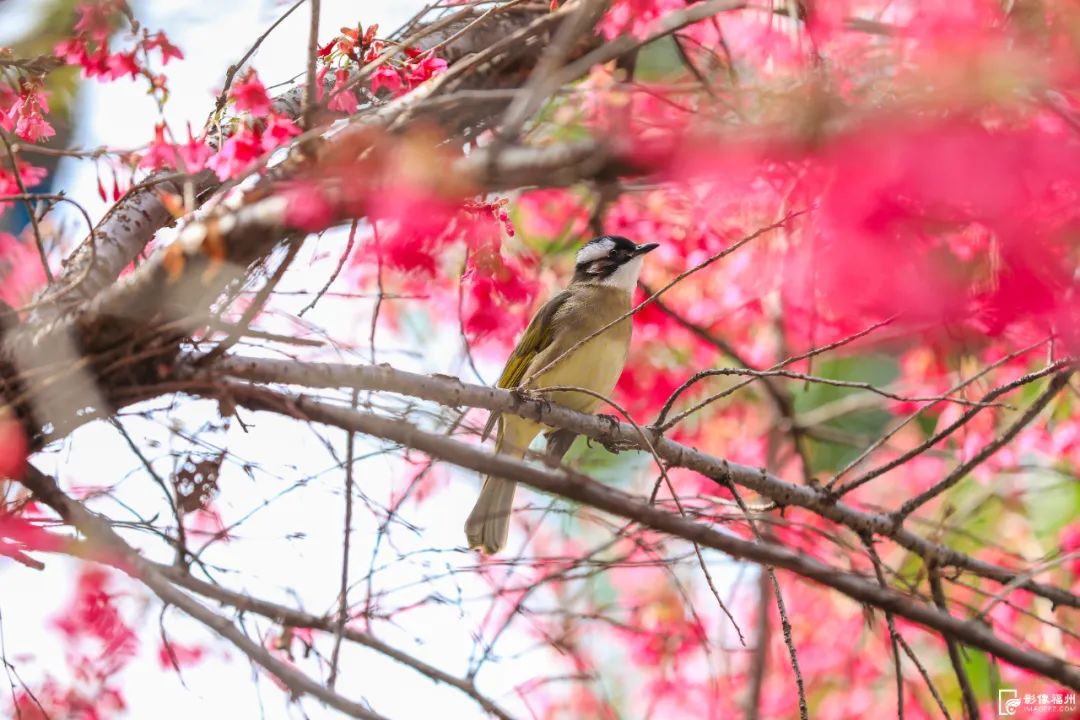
[207,354,1080,611]
[188,380,1080,689]
[21,465,390,720]
[152,564,517,720]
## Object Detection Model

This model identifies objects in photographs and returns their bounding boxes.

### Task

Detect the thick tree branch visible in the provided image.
[208,355,1080,611]
[31,2,558,320]
[196,381,1080,690]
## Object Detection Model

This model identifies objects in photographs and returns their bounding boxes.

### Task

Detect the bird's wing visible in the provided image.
[481,290,572,442]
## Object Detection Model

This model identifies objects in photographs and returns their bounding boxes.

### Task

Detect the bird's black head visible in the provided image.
[571,235,660,288]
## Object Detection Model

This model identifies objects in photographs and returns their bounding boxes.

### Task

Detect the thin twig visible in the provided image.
[974,549,1080,623]
[656,315,896,429]
[328,388,358,689]
[110,419,188,567]
[928,565,980,720]
[200,237,304,364]
[720,467,808,719]
[664,367,1003,410]
[861,535,907,720]
[835,360,1073,497]
[368,221,384,364]
[829,335,1055,491]
[896,369,1072,520]
[298,219,358,317]
[209,0,308,122]
[0,133,50,283]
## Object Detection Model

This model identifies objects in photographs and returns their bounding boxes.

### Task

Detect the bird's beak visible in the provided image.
[634,242,660,256]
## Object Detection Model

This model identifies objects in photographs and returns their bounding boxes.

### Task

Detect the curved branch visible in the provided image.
[33,2,558,319]
[21,466,389,720]
[153,565,517,720]
[207,354,1080,611]
[201,381,1080,690]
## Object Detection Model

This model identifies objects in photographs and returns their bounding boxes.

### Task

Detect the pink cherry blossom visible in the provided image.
[229,69,272,117]
[144,31,183,64]
[206,124,263,180]
[405,55,448,87]
[139,123,175,170]
[178,123,212,172]
[260,113,301,152]
[105,50,140,80]
[327,68,359,114]
[597,0,685,41]
[371,65,404,96]
[5,89,54,143]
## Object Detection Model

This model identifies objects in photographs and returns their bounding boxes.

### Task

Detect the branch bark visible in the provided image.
[188,379,1080,689]
[28,2,560,321]
[208,355,1080,612]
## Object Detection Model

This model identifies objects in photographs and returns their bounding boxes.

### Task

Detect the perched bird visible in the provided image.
[465,235,659,554]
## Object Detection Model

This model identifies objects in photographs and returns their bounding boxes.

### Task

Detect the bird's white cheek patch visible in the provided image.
[576,239,615,265]
[602,255,644,291]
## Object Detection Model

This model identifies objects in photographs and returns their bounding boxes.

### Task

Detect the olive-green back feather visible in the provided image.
[481,291,572,442]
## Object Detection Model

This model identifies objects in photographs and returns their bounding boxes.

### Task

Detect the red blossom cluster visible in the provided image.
[0,81,54,143]
[139,69,299,180]
[598,0,686,41]
[0,54,54,238]
[13,568,140,719]
[55,0,181,92]
[317,23,448,109]
[355,186,537,345]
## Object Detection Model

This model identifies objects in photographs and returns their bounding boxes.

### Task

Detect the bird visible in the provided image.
[465,235,660,554]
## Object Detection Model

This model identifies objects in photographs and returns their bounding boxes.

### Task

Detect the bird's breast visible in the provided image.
[528,287,633,414]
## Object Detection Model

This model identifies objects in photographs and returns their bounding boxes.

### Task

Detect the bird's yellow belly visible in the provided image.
[497,288,632,457]
[532,334,627,414]
[499,336,627,456]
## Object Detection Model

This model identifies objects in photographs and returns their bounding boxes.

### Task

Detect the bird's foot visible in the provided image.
[510,387,546,407]
[597,413,621,429]
[594,413,634,453]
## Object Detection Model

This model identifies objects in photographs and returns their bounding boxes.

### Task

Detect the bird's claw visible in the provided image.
[510,387,545,406]
[509,387,533,403]
[595,414,632,453]
[601,438,636,454]
[597,413,621,429]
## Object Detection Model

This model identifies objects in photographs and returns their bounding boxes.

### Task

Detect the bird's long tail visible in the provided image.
[464,475,517,554]
[465,431,525,554]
